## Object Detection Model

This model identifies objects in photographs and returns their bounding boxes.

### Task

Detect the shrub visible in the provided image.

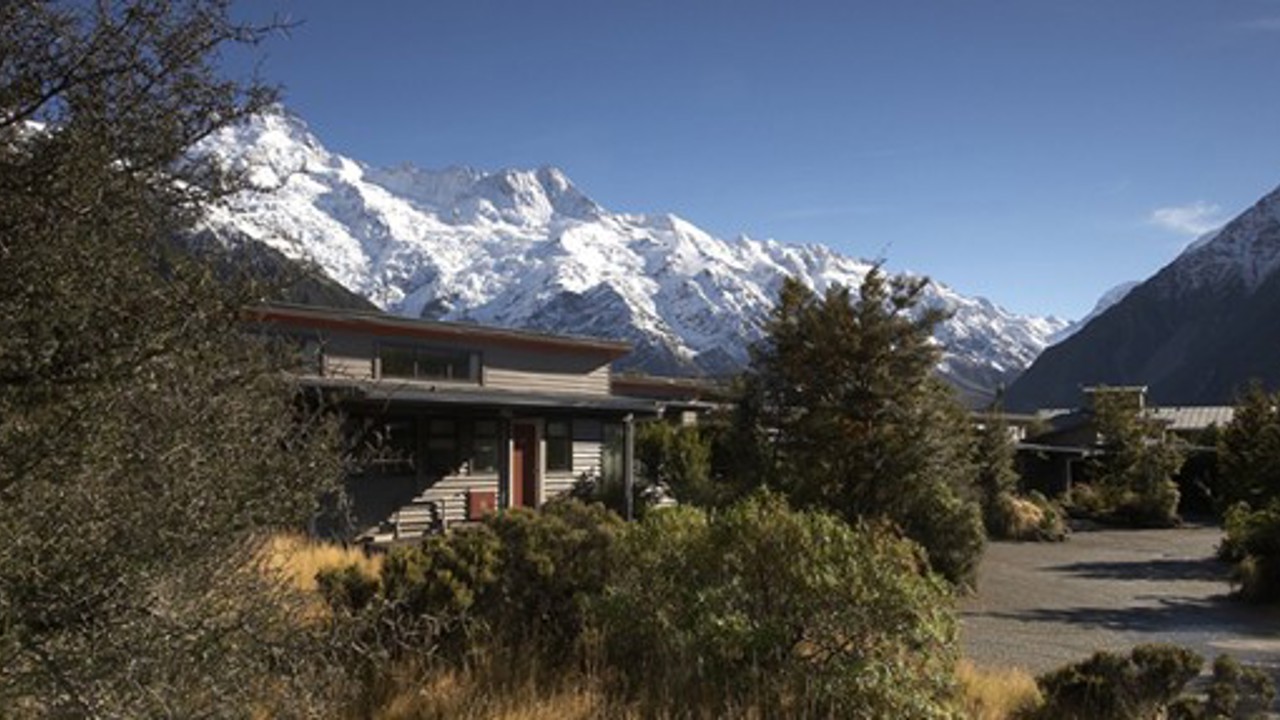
[1219,500,1280,603]
[1205,654,1277,719]
[481,500,625,662]
[1034,644,1203,720]
[988,491,1067,542]
[317,564,381,613]
[597,492,961,718]
[330,500,625,667]
[568,469,662,519]
[634,421,726,508]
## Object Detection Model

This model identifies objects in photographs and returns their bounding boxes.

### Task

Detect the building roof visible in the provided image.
[251,302,633,359]
[304,377,663,416]
[611,373,732,403]
[1149,406,1235,432]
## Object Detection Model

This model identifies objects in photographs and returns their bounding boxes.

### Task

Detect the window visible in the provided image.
[546,420,571,472]
[601,422,625,484]
[471,420,499,474]
[380,344,475,382]
[363,417,416,475]
[425,419,458,475]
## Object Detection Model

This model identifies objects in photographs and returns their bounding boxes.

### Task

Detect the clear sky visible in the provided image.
[232,1,1280,320]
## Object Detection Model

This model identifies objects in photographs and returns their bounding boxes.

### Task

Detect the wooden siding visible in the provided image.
[543,440,605,500]
[483,345,611,395]
[294,324,614,395]
[414,473,501,527]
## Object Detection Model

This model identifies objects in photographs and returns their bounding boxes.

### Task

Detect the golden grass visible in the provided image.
[1006,496,1048,538]
[370,667,620,720]
[957,659,1042,720]
[257,532,383,593]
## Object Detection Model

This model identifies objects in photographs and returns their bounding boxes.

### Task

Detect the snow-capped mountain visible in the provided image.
[1007,183,1280,410]
[198,110,1069,401]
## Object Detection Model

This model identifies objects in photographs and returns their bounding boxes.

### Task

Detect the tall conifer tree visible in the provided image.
[734,269,984,586]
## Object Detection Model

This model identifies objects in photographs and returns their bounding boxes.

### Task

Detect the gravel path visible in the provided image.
[960,525,1280,676]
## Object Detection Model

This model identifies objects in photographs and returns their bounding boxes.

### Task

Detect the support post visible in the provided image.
[623,413,635,521]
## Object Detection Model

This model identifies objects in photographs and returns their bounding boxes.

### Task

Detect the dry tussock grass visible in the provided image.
[957,659,1042,720]
[258,532,382,593]
[371,668,620,720]
[1006,496,1048,538]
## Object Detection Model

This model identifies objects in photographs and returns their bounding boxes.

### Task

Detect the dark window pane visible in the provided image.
[381,345,417,378]
[425,419,457,475]
[471,420,499,473]
[602,422,625,483]
[380,345,475,382]
[418,350,473,380]
[546,420,571,472]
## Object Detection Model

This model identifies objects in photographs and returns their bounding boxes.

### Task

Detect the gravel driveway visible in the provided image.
[960,525,1280,676]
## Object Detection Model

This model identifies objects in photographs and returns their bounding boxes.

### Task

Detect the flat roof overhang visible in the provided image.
[253,302,632,360]
[302,377,663,416]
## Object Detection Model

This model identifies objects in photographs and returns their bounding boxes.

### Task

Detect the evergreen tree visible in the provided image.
[734,269,984,586]
[975,406,1020,534]
[0,2,347,714]
[1217,383,1280,512]
[1089,390,1184,526]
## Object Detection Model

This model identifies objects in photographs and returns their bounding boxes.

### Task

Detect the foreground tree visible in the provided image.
[730,270,985,586]
[0,1,347,715]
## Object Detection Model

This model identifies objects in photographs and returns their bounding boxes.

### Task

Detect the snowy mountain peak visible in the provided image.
[1171,184,1280,293]
[198,109,1069,402]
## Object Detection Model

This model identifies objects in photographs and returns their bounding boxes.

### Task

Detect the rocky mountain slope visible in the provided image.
[197,111,1068,401]
[1006,185,1280,410]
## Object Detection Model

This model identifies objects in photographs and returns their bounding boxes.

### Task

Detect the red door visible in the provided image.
[511,424,538,508]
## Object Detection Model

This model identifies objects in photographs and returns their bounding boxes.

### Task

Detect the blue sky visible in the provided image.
[235,1,1280,320]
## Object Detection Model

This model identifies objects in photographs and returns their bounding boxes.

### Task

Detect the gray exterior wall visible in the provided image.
[292,325,613,396]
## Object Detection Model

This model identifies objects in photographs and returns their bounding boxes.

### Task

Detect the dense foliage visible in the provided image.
[1218,384,1280,511]
[729,271,985,585]
[1033,644,1276,720]
[0,1,348,715]
[1080,390,1185,527]
[1219,500,1280,603]
[323,497,964,718]
[1215,385,1280,603]
[976,409,1067,541]
[1034,644,1203,720]
[599,493,960,718]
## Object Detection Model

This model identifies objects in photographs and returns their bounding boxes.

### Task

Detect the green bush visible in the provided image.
[1167,654,1276,720]
[317,564,381,613]
[597,492,961,718]
[1219,500,1280,603]
[1034,644,1203,720]
[481,500,625,662]
[1205,654,1277,719]
[635,421,730,508]
[331,500,625,667]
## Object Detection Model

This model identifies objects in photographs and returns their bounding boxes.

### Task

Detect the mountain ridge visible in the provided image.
[196,110,1069,402]
[1006,183,1280,410]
